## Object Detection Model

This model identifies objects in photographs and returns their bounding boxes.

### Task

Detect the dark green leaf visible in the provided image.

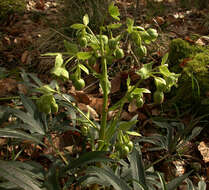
[0,161,42,190]
[129,148,148,190]
[64,40,78,55]
[165,171,192,190]
[87,166,131,190]
[0,128,45,146]
[70,151,111,169]
[20,95,36,116]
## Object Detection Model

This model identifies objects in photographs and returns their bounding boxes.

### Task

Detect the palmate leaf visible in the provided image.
[7,108,45,135]
[136,62,154,79]
[86,165,131,190]
[20,95,37,116]
[0,128,45,146]
[0,161,43,190]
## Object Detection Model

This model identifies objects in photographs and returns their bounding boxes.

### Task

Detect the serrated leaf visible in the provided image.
[136,62,154,79]
[108,2,120,21]
[0,128,45,146]
[0,160,42,190]
[78,64,89,74]
[70,23,86,29]
[55,54,63,67]
[126,131,141,136]
[87,166,131,190]
[77,52,92,60]
[64,40,78,55]
[83,14,89,26]
[107,23,122,29]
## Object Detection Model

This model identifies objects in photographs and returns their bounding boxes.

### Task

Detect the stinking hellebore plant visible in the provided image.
[39,2,180,158]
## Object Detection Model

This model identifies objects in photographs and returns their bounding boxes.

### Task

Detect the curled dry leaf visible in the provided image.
[198,141,209,163]
[128,99,138,113]
[21,50,29,64]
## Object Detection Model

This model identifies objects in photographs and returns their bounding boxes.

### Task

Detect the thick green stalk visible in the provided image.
[99,57,108,145]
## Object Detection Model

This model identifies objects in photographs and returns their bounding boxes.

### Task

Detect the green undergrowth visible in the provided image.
[168,38,209,110]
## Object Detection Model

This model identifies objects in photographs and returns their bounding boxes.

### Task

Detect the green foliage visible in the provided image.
[168,38,209,107]
[168,38,194,71]
[83,147,192,190]
[138,119,203,155]
[0,0,26,20]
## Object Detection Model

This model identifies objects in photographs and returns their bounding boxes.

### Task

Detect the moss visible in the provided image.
[168,38,193,68]
[170,44,209,108]
[0,0,26,20]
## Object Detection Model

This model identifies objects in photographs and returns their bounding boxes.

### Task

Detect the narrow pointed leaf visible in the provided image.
[20,95,36,116]
[165,171,192,190]
[0,128,45,146]
[87,166,131,190]
[78,64,89,74]
[0,160,42,190]
[129,148,148,190]
[70,151,111,169]
[77,52,92,60]
[55,54,63,67]
[70,24,86,29]
[7,108,45,135]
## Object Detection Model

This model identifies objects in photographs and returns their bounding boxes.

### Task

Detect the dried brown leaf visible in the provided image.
[198,141,209,163]
[111,75,121,94]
